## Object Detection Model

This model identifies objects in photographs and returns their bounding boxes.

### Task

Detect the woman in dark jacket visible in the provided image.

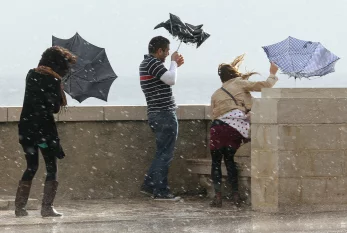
[15,46,76,217]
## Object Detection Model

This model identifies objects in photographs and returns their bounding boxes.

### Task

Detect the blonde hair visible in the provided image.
[218,54,258,82]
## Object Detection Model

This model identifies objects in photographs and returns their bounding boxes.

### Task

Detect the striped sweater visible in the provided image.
[139,54,176,113]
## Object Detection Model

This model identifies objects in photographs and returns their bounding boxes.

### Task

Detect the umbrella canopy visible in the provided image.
[52,33,117,102]
[262,36,340,79]
[154,13,210,49]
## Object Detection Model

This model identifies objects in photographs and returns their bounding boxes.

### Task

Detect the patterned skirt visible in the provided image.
[209,119,248,151]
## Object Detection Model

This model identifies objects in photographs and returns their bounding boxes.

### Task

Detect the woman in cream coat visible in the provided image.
[209,55,278,207]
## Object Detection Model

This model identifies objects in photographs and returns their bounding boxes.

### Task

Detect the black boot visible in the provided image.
[210,192,222,208]
[41,181,62,217]
[14,180,32,217]
[232,191,242,207]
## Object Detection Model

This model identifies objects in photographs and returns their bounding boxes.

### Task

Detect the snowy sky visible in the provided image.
[0,0,346,105]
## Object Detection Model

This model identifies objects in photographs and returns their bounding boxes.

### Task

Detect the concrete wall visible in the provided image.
[251,88,347,213]
[0,105,250,202]
[4,88,345,212]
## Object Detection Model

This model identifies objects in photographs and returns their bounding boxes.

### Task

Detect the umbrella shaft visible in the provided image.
[177,41,182,51]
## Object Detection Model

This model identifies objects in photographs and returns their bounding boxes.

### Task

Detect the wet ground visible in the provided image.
[1,197,347,233]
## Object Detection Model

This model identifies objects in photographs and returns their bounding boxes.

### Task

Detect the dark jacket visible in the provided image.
[18,69,63,146]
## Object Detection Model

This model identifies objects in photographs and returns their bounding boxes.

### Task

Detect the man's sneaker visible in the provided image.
[153,193,181,201]
[140,185,153,197]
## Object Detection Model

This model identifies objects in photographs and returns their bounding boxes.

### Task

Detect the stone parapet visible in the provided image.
[0,105,251,203]
[252,88,347,213]
[0,105,212,122]
[262,88,347,99]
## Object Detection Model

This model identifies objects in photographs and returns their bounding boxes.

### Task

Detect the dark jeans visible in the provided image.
[143,111,178,196]
[21,145,58,182]
[211,147,238,193]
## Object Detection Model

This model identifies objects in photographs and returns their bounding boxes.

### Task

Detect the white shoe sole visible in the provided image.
[140,190,153,197]
[153,196,182,201]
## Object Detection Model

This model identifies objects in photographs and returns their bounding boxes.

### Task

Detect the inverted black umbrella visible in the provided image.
[154,13,210,50]
[52,33,117,102]
[185,23,210,48]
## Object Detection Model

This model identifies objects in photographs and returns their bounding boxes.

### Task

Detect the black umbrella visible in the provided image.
[186,23,210,48]
[154,13,210,50]
[52,33,117,102]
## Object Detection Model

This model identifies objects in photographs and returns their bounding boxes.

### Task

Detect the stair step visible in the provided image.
[0,196,39,210]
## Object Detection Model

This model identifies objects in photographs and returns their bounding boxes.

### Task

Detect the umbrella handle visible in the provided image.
[176,41,182,51]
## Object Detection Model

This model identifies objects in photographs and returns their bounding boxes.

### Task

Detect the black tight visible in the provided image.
[211,147,238,193]
[21,145,58,182]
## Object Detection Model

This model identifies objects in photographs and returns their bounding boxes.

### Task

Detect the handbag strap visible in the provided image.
[221,87,239,105]
[220,87,250,113]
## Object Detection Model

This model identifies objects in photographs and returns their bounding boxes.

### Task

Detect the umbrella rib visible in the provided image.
[74,48,108,75]
[170,15,174,36]
[69,33,78,52]
[73,77,85,93]
[90,48,106,63]
[300,42,319,75]
[288,37,294,75]
[301,59,339,78]
[69,71,116,82]
[71,48,112,82]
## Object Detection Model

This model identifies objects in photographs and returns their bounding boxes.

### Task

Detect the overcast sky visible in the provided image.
[0,0,346,105]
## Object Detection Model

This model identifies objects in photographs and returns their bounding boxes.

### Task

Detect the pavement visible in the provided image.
[1,196,347,233]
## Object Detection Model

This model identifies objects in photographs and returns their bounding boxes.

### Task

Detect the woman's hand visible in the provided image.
[246,112,252,122]
[270,62,279,75]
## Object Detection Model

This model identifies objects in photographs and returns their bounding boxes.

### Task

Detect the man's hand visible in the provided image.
[171,51,179,62]
[177,54,184,67]
[270,62,279,75]
[171,52,184,67]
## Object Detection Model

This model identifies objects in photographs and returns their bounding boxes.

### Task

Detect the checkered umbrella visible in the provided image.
[262,36,340,79]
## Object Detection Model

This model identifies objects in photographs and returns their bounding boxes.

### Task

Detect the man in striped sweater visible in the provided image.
[140,36,184,201]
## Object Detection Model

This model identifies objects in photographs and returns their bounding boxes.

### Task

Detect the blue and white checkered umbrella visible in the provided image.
[262,36,340,79]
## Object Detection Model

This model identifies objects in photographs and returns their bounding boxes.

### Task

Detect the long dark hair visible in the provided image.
[38,46,77,77]
[218,54,258,83]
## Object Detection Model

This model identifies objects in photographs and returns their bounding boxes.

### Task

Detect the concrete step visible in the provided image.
[0,196,39,210]
[186,158,251,177]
